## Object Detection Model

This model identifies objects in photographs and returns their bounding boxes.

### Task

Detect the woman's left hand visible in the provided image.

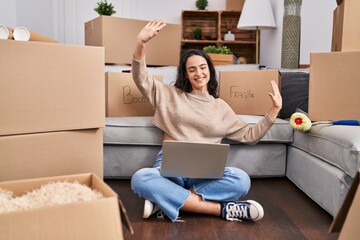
[268,80,282,111]
[266,80,282,121]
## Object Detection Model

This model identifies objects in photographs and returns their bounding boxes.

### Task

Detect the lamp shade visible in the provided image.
[237,0,276,29]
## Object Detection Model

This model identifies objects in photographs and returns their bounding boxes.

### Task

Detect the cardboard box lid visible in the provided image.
[0,40,105,136]
[0,173,125,240]
[308,51,360,121]
[330,170,360,239]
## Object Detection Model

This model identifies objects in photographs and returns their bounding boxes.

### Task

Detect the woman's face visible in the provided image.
[185,55,210,93]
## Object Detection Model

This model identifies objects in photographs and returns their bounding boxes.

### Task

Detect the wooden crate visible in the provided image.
[182,11,219,40]
[207,53,233,65]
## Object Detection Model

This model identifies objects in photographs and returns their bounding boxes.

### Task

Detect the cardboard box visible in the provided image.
[0,173,124,240]
[0,40,105,136]
[208,53,234,65]
[106,72,162,117]
[308,51,360,121]
[219,70,280,115]
[0,128,103,181]
[85,16,181,66]
[226,0,245,11]
[332,0,360,51]
[329,170,360,239]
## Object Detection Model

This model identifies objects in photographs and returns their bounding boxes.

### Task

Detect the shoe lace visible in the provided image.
[156,210,165,219]
[156,211,185,222]
[225,202,249,221]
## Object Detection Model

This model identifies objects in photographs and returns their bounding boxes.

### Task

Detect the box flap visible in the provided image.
[330,170,359,233]
[0,173,124,240]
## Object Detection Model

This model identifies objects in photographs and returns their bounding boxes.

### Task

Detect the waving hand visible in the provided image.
[134,20,166,60]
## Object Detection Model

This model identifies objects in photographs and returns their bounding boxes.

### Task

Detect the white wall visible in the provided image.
[0,0,337,67]
[261,0,337,67]
[301,0,337,64]
[0,0,17,27]
[260,0,284,68]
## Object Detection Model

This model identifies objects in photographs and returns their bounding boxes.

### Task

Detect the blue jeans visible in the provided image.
[131,149,251,222]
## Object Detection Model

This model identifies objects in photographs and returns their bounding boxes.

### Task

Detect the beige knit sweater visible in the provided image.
[132,57,274,144]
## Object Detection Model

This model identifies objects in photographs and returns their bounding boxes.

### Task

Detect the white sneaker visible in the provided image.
[143,199,161,219]
[222,200,264,221]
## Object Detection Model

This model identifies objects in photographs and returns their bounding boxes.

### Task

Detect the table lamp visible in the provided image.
[237,0,276,64]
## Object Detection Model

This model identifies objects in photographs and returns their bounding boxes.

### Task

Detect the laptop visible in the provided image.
[160,140,230,179]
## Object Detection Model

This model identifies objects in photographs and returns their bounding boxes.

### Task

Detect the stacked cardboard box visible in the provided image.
[85,16,181,66]
[308,0,360,121]
[332,0,360,51]
[308,51,360,121]
[0,39,129,239]
[85,16,180,117]
[0,39,105,181]
[310,1,360,237]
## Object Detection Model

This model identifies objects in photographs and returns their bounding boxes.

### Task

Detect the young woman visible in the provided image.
[131,20,282,222]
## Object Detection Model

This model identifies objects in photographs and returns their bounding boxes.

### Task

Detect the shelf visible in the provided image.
[182,40,256,44]
[181,40,218,44]
[181,10,257,64]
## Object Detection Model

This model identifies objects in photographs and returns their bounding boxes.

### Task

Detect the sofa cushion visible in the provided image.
[105,117,163,145]
[104,115,293,145]
[278,70,309,119]
[291,124,360,177]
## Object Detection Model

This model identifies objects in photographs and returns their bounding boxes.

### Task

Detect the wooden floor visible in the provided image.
[105,177,340,240]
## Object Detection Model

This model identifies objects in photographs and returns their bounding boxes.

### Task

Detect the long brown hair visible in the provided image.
[174,49,218,98]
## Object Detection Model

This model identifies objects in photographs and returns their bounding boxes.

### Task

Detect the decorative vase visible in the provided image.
[224,31,235,41]
[281,0,302,69]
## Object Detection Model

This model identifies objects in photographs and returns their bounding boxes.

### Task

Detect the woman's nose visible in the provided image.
[195,68,202,75]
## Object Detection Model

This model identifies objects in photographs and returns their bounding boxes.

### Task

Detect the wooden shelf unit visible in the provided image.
[181,10,257,64]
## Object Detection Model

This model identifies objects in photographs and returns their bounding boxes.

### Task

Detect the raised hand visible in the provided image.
[137,19,167,45]
[268,80,282,110]
[267,80,282,121]
[134,19,166,60]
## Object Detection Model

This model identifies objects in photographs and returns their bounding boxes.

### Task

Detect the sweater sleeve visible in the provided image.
[131,56,167,108]
[222,102,275,145]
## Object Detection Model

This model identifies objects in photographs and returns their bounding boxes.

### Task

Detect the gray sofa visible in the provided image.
[287,124,360,216]
[104,115,292,178]
[103,67,360,217]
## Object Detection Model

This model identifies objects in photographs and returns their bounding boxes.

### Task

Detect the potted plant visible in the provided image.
[94,0,116,16]
[193,27,202,40]
[195,0,208,10]
[203,45,233,65]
